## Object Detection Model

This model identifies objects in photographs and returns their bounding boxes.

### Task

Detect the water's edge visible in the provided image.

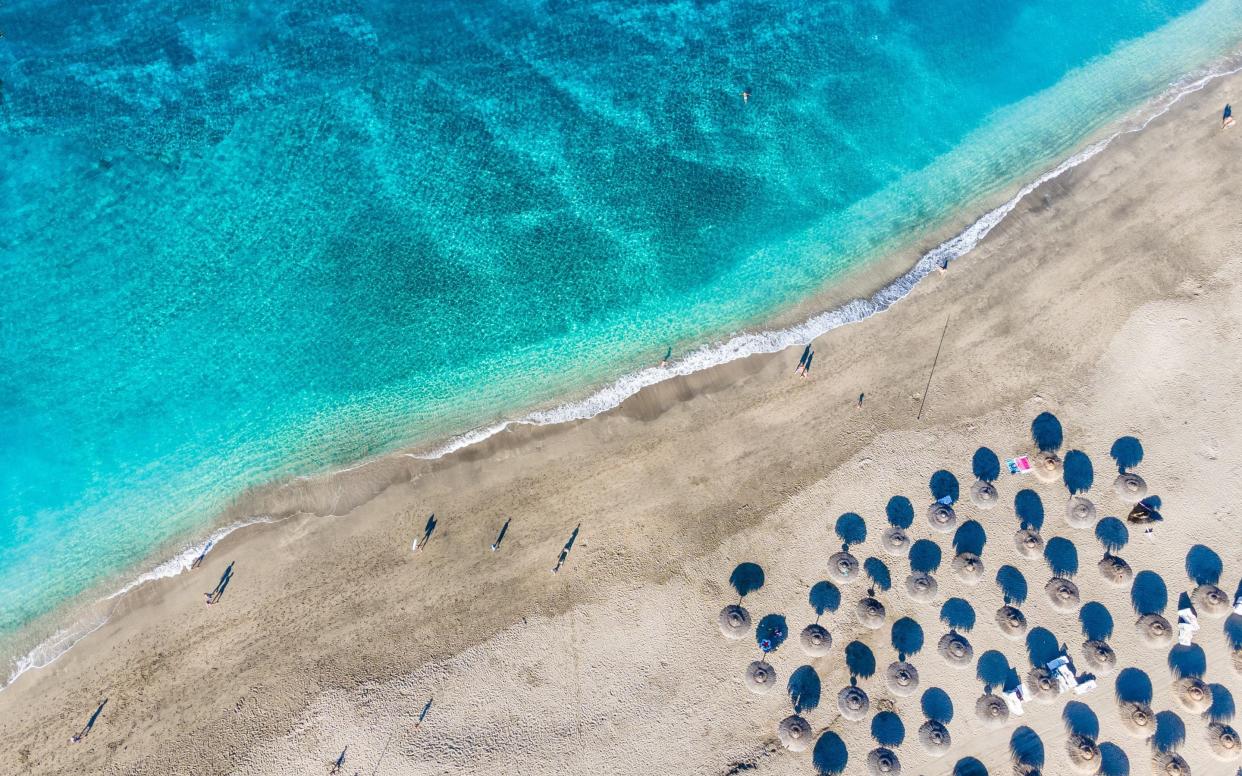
[5,55,1239,691]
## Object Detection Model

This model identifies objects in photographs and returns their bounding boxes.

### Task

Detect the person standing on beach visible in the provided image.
[205,561,234,605]
[795,345,812,376]
[70,699,107,743]
[660,346,671,368]
[191,540,213,570]
[552,523,581,574]
[801,351,813,379]
[491,518,510,552]
[1223,104,1235,129]
[328,747,347,774]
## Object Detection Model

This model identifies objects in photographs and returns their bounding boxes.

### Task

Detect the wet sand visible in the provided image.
[5,72,1242,776]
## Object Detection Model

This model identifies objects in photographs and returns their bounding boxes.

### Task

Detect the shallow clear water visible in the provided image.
[1,0,1240,653]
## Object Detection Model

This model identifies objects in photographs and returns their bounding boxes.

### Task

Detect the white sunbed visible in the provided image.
[1177,608,1201,646]
[1074,678,1098,695]
[1002,684,1028,716]
[1047,656,1077,693]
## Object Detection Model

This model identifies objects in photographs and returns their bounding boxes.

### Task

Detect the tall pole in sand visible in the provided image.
[918,316,950,421]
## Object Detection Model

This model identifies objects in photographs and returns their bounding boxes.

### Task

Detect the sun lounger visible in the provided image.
[1002,684,1028,715]
[1074,679,1097,695]
[1177,608,1201,646]
[1047,656,1078,693]
[1006,456,1031,474]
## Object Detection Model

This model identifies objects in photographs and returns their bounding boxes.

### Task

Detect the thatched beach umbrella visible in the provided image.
[882,526,911,557]
[1173,676,1213,714]
[867,747,901,775]
[828,551,860,584]
[969,480,998,510]
[996,605,1027,639]
[918,720,951,755]
[1119,700,1155,737]
[951,552,985,584]
[886,661,920,697]
[1065,496,1097,529]
[1113,472,1147,503]
[1193,583,1231,616]
[937,631,973,667]
[838,685,870,720]
[1032,450,1062,483]
[1026,667,1058,702]
[857,597,886,629]
[744,660,777,694]
[905,572,938,602]
[1151,752,1191,775]
[1045,577,1081,611]
[1014,528,1044,558]
[974,694,1008,729]
[927,503,957,533]
[1082,640,1116,674]
[1098,554,1133,586]
[1066,734,1101,774]
[718,605,752,639]
[800,623,832,657]
[1208,722,1242,761]
[777,714,812,752]
[1136,613,1174,647]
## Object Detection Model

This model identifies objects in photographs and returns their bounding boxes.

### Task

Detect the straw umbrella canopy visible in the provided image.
[856,597,887,629]
[1066,734,1101,774]
[744,660,777,694]
[996,605,1027,639]
[1173,676,1213,714]
[1045,577,1081,611]
[1065,496,1097,529]
[800,623,832,657]
[886,661,920,697]
[838,685,870,720]
[1119,700,1155,737]
[1082,640,1116,674]
[969,480,998,510]
[975,694,1009,729]
[718,605,752,639]
[1151,752,1191,775]
[777,714,813,752]
[951,552,985,584]
[1098,554,1133,586]
[1208,723,1242,761]
[1032,450,1062,483]
[828,551,861,584]
[1193,583,1231,616]
[919,720,951,755]
[882,526,911,557]
[1026,667,1059,703]
[1113,472,1147,503]
[937,631,973,667]
[1014,528,1044,558]
[1136,614,1174,647]
[867,747,901,775]
[905,572,938,602]
[927,503,958,533]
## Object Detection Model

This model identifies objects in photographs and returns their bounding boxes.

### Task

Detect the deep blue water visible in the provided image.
[1,0,1240,671]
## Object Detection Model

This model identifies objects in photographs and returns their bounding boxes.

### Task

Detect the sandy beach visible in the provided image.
[6,68,1242,776]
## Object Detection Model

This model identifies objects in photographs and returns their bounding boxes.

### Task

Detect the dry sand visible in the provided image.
[5,71,1242,776]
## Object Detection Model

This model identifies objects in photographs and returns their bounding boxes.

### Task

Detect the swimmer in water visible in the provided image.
[741,90,750,104]
[660,346,672,368]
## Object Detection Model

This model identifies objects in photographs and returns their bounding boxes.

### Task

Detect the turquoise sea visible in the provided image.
[2,0,1241,682]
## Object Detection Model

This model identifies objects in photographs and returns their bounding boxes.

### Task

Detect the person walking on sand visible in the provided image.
[660,346,672,368]
[800,350,813,379]
[191,540,213,570]
[552,523,581,574]
[1223,103,1235,129]
[70,699,107,743]
[491,518,510,552]
[329,747,347,774]
[794,345,812,376]
[205,561,234,605]
[412,697,434,731]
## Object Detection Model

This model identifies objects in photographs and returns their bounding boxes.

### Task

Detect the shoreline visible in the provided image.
[4,44,1242,776]
[6,48,1242,694]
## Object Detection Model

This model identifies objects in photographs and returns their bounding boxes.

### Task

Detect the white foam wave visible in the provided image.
[2,514,277,690]
[414,57,1242,462]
